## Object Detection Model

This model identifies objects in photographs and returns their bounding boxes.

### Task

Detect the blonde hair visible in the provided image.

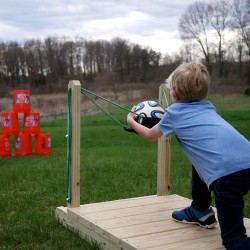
[170,62,210,102]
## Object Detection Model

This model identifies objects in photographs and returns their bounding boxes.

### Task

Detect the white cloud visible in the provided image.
[0,0,199,54]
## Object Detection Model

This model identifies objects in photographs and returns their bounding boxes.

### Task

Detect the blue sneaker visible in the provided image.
[172,205,217,229]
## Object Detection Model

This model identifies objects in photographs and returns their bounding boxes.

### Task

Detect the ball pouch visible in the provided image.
[124,117,161,134]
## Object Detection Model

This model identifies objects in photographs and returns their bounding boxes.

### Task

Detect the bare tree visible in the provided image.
[3,42,25,88]
[208,0,231,76]
[111,38,131,83]
[83,41,96,75]
[74,39,85,76]
[24,40,42,85]
[231,0,250,57]
[179,1,212,70]
[230,0,250,81]
[44,37,62,90]
[0,42,7,85]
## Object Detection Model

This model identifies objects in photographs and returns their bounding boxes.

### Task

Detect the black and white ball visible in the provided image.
[134,100,164,127]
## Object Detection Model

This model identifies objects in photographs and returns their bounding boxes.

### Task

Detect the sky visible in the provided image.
[0,0,198,55]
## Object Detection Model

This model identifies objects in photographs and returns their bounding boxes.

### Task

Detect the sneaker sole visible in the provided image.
[172,218,217,229]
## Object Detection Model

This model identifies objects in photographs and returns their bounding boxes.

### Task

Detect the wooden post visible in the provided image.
[68,80,81,207]
[157,84,171,196]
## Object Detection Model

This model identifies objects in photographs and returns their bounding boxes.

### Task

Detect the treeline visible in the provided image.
[0,0,249,96]
[0,37,168,95]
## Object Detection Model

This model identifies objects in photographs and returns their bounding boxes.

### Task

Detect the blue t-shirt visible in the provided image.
[158,101,250,189]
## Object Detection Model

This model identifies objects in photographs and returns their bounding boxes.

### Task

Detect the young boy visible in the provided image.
[127,62,250,249]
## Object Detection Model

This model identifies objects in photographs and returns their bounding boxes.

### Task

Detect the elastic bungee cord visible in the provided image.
[81,87,144,132]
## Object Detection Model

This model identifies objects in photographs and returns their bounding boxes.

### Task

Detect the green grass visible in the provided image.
[0,95,250,249]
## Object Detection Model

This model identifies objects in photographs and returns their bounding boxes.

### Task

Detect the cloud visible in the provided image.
[0,0,198,54]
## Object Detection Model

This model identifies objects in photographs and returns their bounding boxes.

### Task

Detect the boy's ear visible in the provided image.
[172,89,180,101]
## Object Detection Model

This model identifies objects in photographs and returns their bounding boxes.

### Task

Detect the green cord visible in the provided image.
[159,88,169,108]
[81,87,143,128]
[82,87,135,114]
[66,88,72,203]
[81,90,125,128]
[81,87,170,129]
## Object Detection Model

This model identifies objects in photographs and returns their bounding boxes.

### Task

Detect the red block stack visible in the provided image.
[0,90,52,157]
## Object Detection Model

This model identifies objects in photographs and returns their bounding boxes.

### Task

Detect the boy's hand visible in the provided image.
[127,106,137,123]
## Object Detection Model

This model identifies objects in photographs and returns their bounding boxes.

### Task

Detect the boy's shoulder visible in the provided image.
[169,100,214,109]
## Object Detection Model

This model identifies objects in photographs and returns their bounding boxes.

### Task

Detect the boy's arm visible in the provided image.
[127,111,163,141]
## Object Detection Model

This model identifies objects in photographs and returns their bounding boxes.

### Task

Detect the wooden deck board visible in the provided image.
[56,194,250,250]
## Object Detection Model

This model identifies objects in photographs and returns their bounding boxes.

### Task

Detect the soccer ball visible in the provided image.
[134,100,164,127]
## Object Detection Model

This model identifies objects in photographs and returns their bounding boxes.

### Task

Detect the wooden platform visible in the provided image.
[55,194,249,249]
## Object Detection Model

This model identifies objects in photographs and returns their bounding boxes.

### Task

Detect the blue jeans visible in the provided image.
[191,166,211,211]
[191,166,250,249]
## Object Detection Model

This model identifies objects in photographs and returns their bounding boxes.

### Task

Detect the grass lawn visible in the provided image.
[0,94,250,249]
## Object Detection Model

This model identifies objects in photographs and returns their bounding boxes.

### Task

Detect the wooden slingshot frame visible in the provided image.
[66,80,171,208]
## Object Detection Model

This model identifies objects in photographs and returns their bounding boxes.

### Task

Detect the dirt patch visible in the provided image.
[0,87,151,121]
[0,83,247,120]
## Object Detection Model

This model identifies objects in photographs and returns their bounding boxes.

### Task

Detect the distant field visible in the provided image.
[0,94,249,249]
[0,85,248,116]
[209,95,250,111]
